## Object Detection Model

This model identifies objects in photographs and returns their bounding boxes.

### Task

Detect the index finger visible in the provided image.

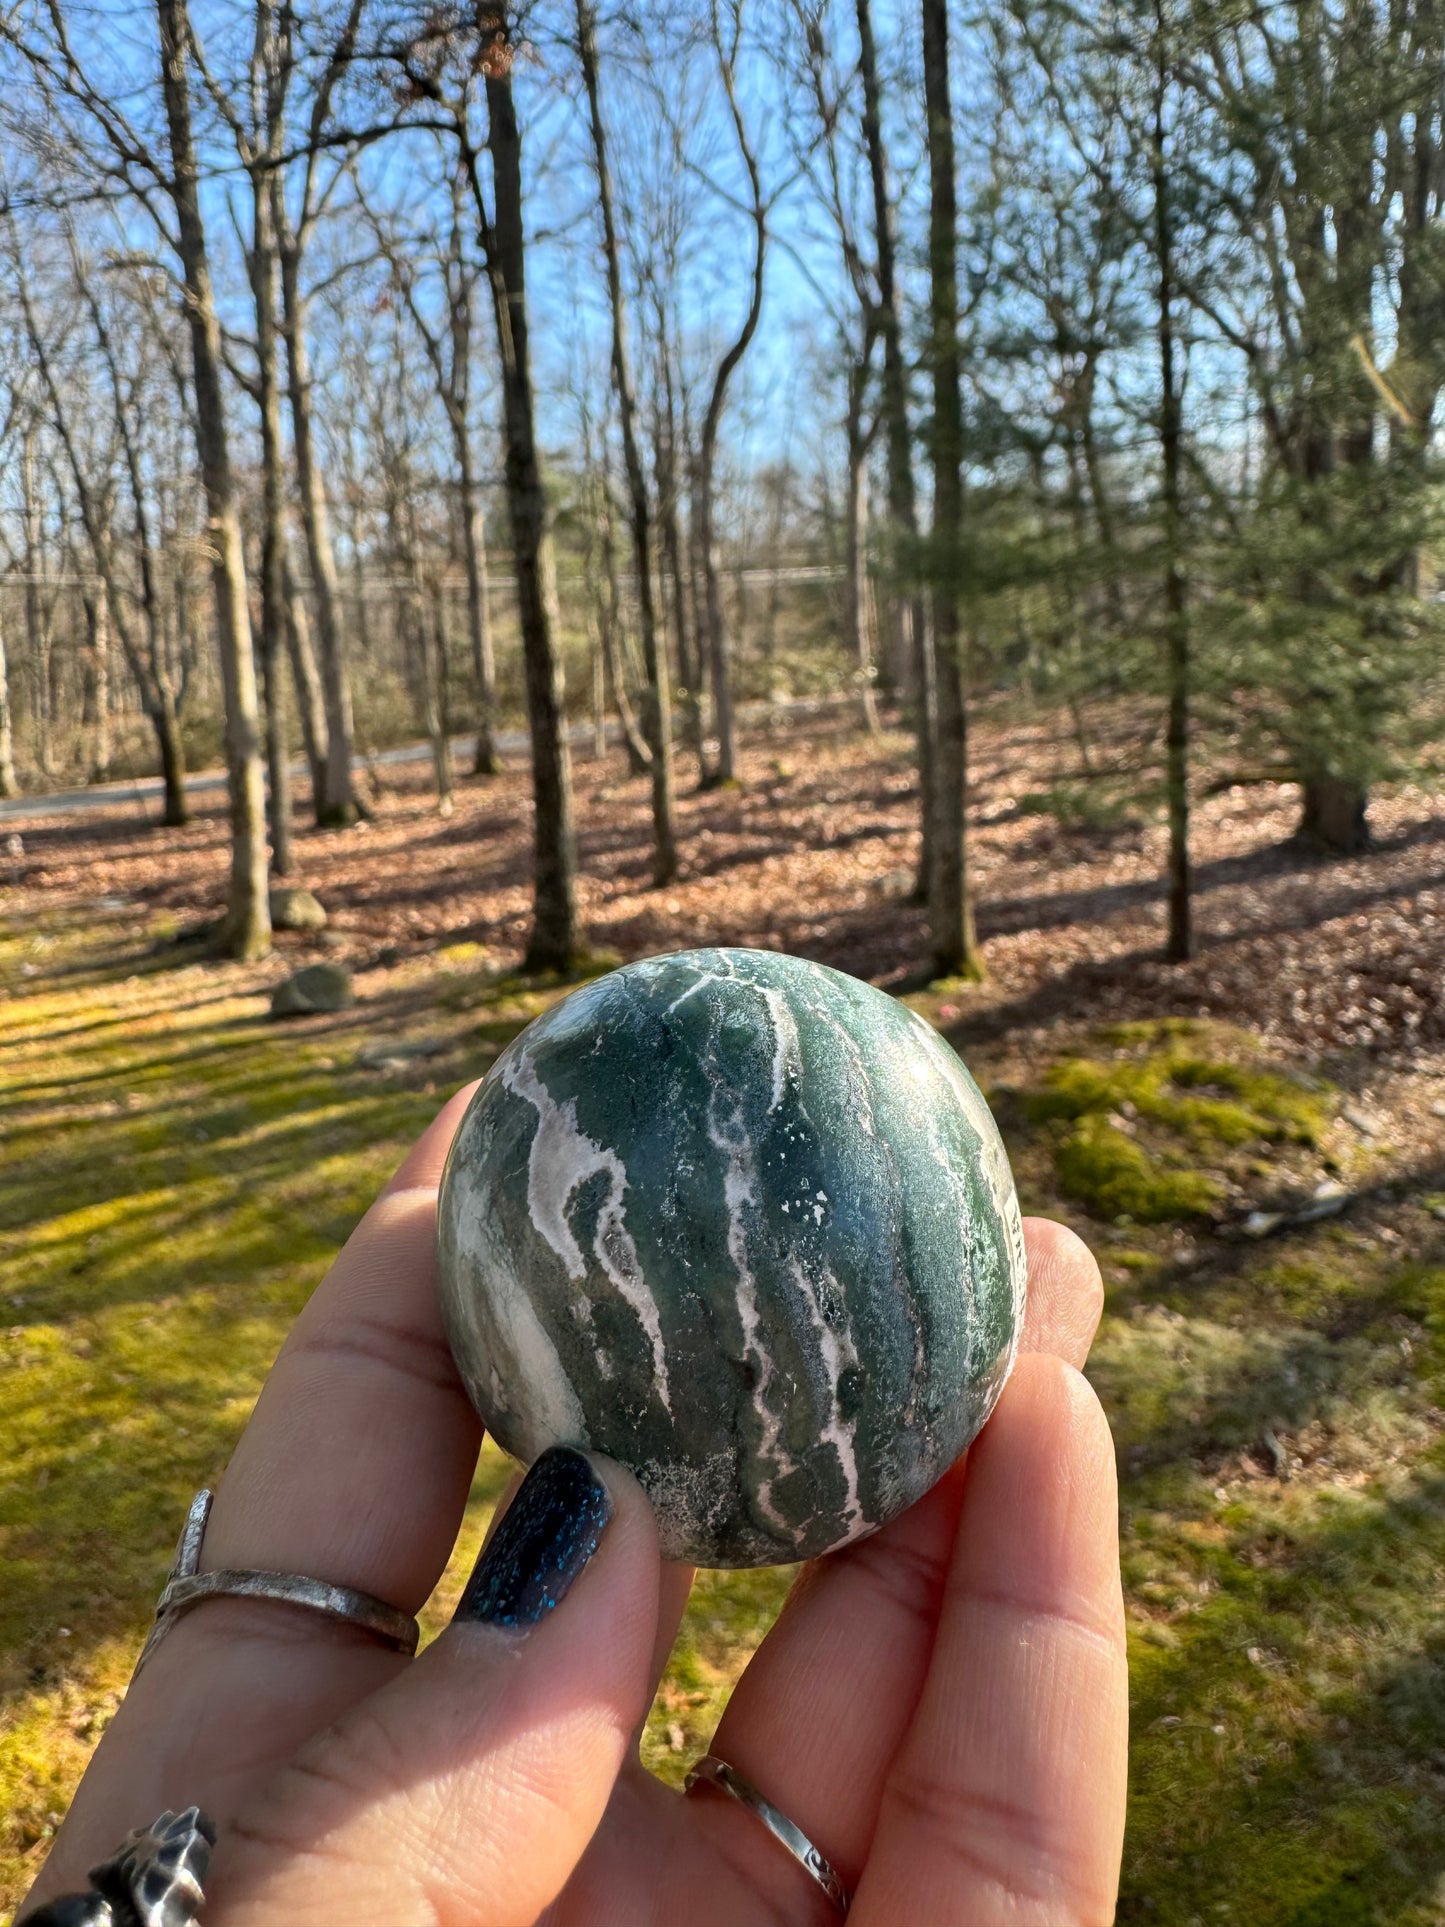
[204,1077,485,1602]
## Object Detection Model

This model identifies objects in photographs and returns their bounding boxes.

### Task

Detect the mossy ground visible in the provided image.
[972,1010,1445,1927]
[5,918,1445,1924]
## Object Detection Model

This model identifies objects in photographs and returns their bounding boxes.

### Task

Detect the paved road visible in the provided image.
[0,698,849,826]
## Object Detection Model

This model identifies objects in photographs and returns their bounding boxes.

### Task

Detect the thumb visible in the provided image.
[209,1448,662,1927]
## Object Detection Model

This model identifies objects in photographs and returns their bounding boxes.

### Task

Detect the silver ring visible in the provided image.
[136,1489,420,1671]
[685,1753,851,1916]
[19,1805,216,1927]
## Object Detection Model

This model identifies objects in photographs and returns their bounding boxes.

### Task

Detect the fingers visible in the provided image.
[855,1353,1128,1926]
[202,1079,485,1605]
[689,1217,1106,1912]
[19,1085,488,1913]
[1018,1217,1104,1367]
[209,1451,663,1927]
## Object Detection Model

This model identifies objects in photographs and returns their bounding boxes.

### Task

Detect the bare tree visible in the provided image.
[159,0,269,953]
[574,383,652,774]
[396,7,579,968]
[360,155,500,778]
[783,2,884,733]
[0,599,15,798]
[269,0,370,825]
[844,336,881,733]
[576,0,677,880]
[283,545,329,799]
[922,0,981,978]
[1152,0,1190,961]
[79,572,111,782]
[196,0,297,871]
[642,220,704,756]
[9,228,195,825]
[2,0,271,954]
[694,0,767,787]
[858,0,933,894]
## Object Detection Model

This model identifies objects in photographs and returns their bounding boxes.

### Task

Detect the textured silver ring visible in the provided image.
[685,1753,851,1917]
[136,1489,419,1672]
[19,1804,216,1927]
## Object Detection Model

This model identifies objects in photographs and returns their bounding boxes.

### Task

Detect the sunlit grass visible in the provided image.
[4,931,1445,1921]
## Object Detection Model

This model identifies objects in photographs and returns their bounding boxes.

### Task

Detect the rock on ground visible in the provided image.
[269,886,327,931]
[269,962,354,1017]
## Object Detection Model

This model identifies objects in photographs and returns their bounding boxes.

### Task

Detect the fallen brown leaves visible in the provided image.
[4,705,1444,1074]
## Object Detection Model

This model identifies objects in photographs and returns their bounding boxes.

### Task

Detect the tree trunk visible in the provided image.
[859,0,931,890]
[155,685,188,827]
[0,603,17,798]
[658,371,700,761]
[459,466,498,777]
[71,253,186,819]
[253,158,293,878]
[482,49,578,970]
[660,352,703,759]
[663,483,698,741]
[1154,0,1192,963]
[425,580,456,814]
[698,470,737,785]
[591,596,607,758]
[85,589,112,782]
[577,0,676,881]
[278,209,358,826]
[597,484,651,775]
[259,614,293,875]
[1299,774,1369,852]
[283,549,329,807]
[763,467,787,694]
[845,420,880,734]
[922,0,981,981]
[158,0,269,959]
[696,14,766,788]
[22,427,53,778]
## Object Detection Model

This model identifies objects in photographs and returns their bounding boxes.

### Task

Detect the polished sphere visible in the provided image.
[437,948,1027,1566]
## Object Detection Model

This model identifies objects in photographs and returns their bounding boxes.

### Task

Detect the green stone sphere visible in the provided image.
[436,948,1027,1567]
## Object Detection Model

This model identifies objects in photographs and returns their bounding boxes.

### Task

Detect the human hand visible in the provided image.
[21,1082,1126,1926]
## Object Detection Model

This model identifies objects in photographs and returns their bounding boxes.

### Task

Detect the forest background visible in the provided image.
[5,0,1445,1922]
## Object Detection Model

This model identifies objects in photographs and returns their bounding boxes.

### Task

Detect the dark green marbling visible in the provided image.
[436,948,1026,1567]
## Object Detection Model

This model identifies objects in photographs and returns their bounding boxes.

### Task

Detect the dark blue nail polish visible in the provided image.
[454,1446,612,1629]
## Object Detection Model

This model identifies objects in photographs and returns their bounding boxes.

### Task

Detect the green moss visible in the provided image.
[1057,1115,1220,1221]
[1024,1026,1333,1227]
[1027,1045,1329,1149]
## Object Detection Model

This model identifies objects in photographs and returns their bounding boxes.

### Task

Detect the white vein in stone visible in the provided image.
[789,1256,865,1541]
[755,982,801,1113]
[446,1182,588,1463]
[503,1047,673,1413]
[662,970,717,1017]
[708,1088,794,1537]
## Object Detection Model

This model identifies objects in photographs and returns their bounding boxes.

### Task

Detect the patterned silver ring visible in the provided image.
[136,1489,419,1672]
[685,1753,851,1916]
[19,1805,215,1927]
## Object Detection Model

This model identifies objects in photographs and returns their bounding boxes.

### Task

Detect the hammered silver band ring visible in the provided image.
[686,1752,852,1916]
[136,1489,420,1671]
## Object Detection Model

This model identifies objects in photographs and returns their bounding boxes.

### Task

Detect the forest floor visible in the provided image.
[4,706,1445,1924]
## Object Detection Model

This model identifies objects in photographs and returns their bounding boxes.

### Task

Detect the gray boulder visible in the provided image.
[270,886,328,931]
[269,962,354,1018]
